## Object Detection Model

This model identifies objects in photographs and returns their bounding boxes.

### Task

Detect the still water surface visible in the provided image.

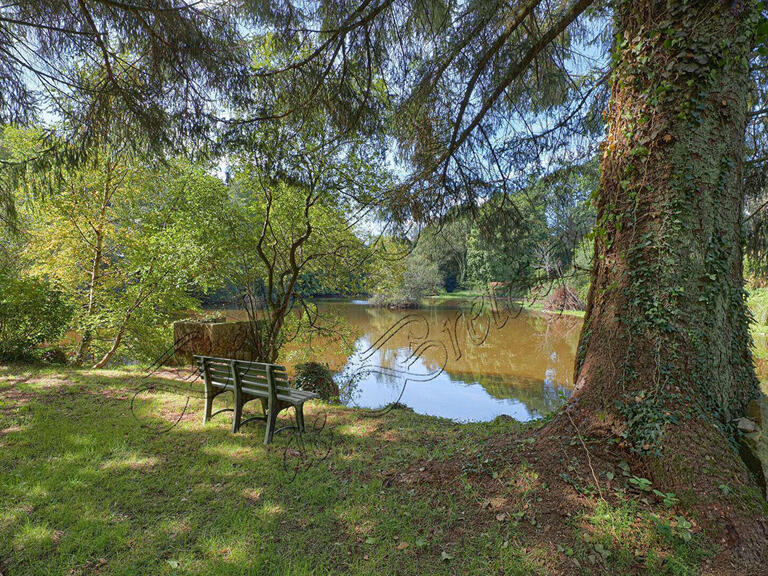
[212,299,582,423]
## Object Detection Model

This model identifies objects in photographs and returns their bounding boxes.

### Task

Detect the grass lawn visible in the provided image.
[0,364,747,575]
[424,290,483,302]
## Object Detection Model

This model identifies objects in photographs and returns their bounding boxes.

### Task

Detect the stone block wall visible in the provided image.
[173,318,256,365]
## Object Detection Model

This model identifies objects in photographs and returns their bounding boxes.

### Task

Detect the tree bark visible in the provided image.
[563,0,766,548]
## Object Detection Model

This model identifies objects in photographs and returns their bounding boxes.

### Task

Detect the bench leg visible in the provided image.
[264,406,278,444]
[232,390,242,433]
[203,390,214,424]
[295,404,305,433]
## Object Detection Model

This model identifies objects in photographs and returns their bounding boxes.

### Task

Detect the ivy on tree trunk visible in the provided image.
[574,0,760,452]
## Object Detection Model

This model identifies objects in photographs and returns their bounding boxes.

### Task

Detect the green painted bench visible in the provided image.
[195,355,318,444]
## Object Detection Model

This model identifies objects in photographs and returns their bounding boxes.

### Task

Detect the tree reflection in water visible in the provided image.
[327,300,581,422]
[211,299,582,422]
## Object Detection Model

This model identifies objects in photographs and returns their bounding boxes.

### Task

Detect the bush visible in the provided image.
[371,251,444,308]
[39,346,68,365]
[294,362,339,401]
[569,237,593,304]
[0,272,72,361]
[748,286,768,327]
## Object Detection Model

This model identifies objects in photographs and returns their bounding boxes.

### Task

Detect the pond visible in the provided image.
[209,298,583,423]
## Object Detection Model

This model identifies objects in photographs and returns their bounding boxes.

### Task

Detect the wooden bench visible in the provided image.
[195,355,319,444]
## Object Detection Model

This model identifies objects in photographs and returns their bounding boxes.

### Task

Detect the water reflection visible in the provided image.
[212,299,582,422]
[314,300,581,422]
[339,335,568,422]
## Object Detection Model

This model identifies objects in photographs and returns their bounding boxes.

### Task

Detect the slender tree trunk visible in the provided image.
[74,230,102,364]
[74,170,111,364]
[92,314,128,369]
[563,0,766,552]
[92,262,158,369]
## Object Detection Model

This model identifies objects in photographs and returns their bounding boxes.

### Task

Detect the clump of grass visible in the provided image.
[574,498,708,575]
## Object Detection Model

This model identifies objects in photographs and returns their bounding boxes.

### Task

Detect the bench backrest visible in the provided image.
[195,355,293,398]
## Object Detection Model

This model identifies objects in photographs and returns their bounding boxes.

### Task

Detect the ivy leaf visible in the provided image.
[757,19,768,43]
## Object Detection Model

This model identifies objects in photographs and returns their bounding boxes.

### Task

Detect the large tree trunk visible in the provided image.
[564,0,766,553]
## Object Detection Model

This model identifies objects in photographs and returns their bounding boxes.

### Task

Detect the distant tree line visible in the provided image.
[371,159,597,307]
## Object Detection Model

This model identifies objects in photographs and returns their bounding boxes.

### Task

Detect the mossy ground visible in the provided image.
[0,364,754,575]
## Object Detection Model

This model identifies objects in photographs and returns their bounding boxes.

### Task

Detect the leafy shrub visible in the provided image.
[569,237,593,304]
[0,272,72,361]
[748,286,768,327]
[39,346,68,365]
[121,320,175,366]
[371,251,444,308]
[294,362,339,401]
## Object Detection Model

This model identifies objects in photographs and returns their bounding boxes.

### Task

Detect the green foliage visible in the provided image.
[3,127,228,366]
[369,236,444,306]
[578,499,706,574]
[465,192,548,291]
[293,362,339,401]
[216,164,369,362]
[367,159,596,305]
[567,236,594,304]
[399,251,445,301]
[628,476,652,492]
[0,271,72,361]
[0,2,247,149]
[747,286,768,327]
[616,390,682,456]
[652,489,680,508]
[410,217,471,292]
[2,120,381,367]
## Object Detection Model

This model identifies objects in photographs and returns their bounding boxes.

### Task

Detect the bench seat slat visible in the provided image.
[239,377,289,388]
[202,356,287,373]
[237,363,287,373]
[241,386,316,403]
[209,377,293,392]
[237,369,287,381]
[207,382,314,403]
[208,369,288,384]
[199,363,289,381]
[209,378,234,388]
[208,363,287,378]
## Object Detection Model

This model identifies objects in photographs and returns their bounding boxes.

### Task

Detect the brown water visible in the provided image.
[209,299,583,422]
